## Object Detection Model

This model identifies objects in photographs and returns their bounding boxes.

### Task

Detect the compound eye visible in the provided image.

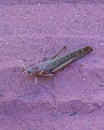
[27,68,32,74]
[28,70,31,74]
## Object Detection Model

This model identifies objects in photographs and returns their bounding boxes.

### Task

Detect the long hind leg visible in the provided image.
[51,46,66,59]
[39,46,66,62]
[51,58,75,73]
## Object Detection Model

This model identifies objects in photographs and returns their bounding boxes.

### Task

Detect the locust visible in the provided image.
[19,46,93,82]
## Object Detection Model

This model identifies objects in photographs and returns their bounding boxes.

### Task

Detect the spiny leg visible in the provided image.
[51,46,66,59]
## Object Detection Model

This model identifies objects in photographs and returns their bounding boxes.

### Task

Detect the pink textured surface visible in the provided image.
[0,1,104,130]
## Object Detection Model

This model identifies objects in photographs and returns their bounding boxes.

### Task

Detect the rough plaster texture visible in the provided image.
[0,0,104,130]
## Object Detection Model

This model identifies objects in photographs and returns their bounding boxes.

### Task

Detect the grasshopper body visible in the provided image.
[20,46,93,77]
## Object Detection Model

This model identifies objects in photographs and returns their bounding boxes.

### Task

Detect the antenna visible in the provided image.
[17,57,26,73]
